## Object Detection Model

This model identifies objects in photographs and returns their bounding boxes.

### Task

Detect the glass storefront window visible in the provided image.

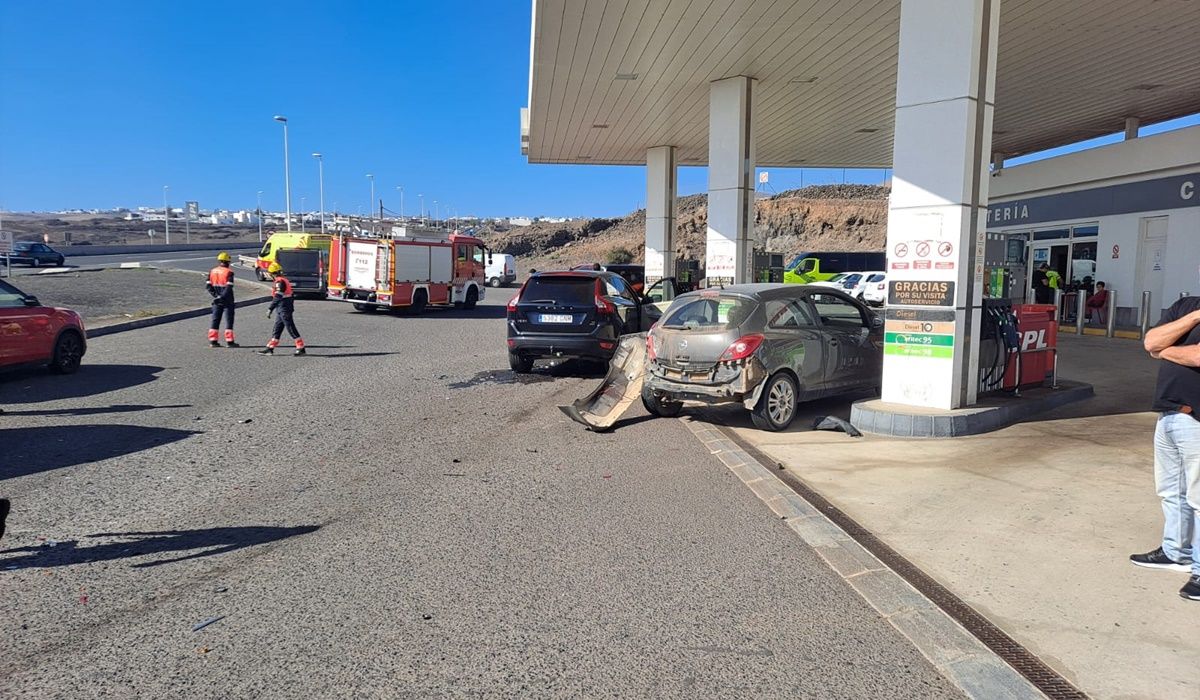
[1072,224,1099,238]
[1033,229,1070,240]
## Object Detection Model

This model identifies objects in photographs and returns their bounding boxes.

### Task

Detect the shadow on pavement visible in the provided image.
[0,525,320,570]
[0,365,165,404]
[313,352,402,359]
[0,403,191,418]
[0,424,199,480]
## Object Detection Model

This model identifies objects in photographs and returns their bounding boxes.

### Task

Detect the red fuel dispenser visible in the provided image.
[1004,304,1058,389]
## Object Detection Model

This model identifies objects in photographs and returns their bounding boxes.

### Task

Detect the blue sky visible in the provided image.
[0,2,1196,218]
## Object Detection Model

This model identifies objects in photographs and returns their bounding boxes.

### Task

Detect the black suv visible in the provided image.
[10,242,66,267]
[506,270,669,373]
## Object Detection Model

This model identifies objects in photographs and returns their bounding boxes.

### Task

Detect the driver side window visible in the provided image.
[606,274,634,300]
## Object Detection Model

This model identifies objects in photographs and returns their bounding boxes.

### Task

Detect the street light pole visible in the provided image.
[257,190,264,243]
[312,153,325,234]
[397,186,404,220]
[434,200,439,227]
[163,185,170,244]
[300,197,306,232]
[273,115,291,232]
[366,173,375,223]
[419,194,424,223]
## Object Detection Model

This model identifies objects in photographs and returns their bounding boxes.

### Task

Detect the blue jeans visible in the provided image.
[1155,411,1200,574]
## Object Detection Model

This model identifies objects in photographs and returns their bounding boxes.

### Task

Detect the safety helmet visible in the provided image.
[216,252,231,262]
[267,261,282,274]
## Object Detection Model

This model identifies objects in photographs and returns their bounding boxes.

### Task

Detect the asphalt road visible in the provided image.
[3,247,261,277]
[0,295,962,698]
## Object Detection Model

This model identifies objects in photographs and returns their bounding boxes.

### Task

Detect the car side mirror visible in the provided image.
[24,296,41,307]
[871,314,883,329]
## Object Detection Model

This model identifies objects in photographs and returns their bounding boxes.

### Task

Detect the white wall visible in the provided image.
[989,125,1200,316]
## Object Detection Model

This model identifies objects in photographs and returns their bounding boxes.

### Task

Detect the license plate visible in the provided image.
[539,313,574,324]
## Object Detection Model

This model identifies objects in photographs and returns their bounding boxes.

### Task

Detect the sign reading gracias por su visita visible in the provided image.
[888,280,955,307]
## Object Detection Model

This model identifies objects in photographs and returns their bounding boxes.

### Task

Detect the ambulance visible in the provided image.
[327,226,490,313]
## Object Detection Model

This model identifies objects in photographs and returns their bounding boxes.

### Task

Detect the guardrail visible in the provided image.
[58,242,261,257]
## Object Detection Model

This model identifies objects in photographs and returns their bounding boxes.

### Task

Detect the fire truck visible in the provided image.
[327,226,490,313]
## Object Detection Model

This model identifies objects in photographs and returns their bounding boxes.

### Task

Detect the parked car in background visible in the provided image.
[862,273,888,307]
[9,242,65,268]
[0,278,86,374]
[643,284,882,431]
[506,270,666,372]
[485,253,518,288]
[810,273,850,289]
[842,271,886,299]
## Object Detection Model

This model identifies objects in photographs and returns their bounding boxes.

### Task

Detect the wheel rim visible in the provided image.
[767,378,795,425]
[58,335,82,368]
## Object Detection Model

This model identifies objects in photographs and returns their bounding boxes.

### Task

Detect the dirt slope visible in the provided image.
[475,184,888,272]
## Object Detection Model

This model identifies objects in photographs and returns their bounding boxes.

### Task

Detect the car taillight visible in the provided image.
[507,294,520,312]
[876,283,885,289]
[594,279,615,314]
[646,331,657,361]
[719,334,764,363]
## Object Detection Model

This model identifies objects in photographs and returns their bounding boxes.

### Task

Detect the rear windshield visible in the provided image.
[661,296,756,330]
[277,249,319,270]
[523,276,596,305]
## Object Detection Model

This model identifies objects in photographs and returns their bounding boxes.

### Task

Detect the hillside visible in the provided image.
[474,184,889,272]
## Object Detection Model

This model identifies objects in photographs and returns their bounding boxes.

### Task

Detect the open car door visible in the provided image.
[638,277,678,331]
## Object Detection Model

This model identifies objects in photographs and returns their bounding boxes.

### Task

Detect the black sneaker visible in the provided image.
[294,348,306,356]
[227,341,241,348]
[210,341,221,348]
[1181,575,1200,601]
[257,348,273,355]
[0,498,10,541]
[1130,547,1192,572]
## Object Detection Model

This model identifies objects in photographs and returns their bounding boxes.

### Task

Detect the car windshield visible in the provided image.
[522,275,595,305]
[661,295,755,330]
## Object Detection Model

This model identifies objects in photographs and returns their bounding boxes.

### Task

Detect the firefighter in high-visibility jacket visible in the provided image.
[206,252,239,347]
[258,262,306,356]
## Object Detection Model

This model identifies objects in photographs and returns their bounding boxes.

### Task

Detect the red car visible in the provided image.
[0,278,86,374]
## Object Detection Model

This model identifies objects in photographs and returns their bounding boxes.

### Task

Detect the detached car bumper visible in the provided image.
[644,357,769,410]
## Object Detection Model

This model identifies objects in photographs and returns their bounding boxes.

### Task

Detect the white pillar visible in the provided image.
[707,76,756,286]
[882,0,1000,410]
[645,146,677,285]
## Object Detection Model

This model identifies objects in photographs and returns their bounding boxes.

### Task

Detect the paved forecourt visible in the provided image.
[0,295,962,697]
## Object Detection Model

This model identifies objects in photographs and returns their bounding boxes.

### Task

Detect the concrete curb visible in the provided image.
[88,296,273,339]
[679,414,1047,700]
[851,381,1094,437]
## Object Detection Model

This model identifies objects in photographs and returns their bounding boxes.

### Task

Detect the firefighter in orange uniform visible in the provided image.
[206,252,239,348]
[258,262,306,356]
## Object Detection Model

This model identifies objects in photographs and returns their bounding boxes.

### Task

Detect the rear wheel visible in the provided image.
[49,331,84,374]
[641,387,683,418]
[508,351,533,373]
[464,286,478,310]
[409,289,427,315]
[751,372,798,432]
[489,277,502,288]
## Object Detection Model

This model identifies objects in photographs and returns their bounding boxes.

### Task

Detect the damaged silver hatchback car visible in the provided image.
[642,284,883,431]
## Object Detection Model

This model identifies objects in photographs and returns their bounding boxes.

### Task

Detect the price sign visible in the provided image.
[0,230,12,255]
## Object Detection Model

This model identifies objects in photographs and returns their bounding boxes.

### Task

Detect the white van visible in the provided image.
[485,253,517,288]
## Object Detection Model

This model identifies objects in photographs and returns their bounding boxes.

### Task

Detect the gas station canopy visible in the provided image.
[523,0,1200,167]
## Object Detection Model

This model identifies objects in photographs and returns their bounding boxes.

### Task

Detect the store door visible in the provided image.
[1029,243,1068,303]
[1135,216,1168,324]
